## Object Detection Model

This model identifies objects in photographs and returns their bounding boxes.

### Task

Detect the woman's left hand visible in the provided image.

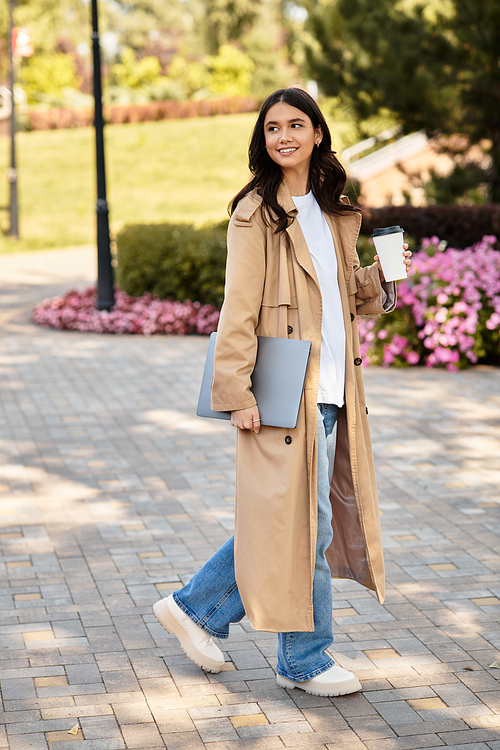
[375,243,412,281]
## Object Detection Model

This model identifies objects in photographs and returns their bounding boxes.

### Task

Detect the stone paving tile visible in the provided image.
[120,723,165,747]
[43,742,125,750]
[431,683,483,706]
[300,707,348,732]
[161,732,206,750]
[391,719,471,736]
[236,720,313,738]
[346,716,397,740]
[373,701,423,725]
[437,727,500,744]
[7,735,48,750]
[192,718,239,742]
[1,249,500,750]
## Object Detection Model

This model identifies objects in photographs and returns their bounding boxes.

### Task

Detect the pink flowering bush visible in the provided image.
[32,287,220,336]
[358,235,500,370]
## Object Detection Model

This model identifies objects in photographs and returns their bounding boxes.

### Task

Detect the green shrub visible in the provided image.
[166,55,209,98]
[20,53,81,104]
[116,221,229,308]
[206,45,255,98]
[355,235,377,268]
[117,220,402,308]
[110,48,162,89]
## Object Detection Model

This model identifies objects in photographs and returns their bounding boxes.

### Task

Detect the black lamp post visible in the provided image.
[91,0,114,310]
[8,0,19,238]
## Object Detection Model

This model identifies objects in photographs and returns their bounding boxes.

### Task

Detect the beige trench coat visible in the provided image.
[211,182,396,633]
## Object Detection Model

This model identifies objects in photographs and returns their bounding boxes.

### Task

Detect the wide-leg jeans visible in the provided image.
[173,403,338,682]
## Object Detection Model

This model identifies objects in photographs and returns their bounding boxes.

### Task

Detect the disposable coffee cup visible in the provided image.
[371,225,406,282]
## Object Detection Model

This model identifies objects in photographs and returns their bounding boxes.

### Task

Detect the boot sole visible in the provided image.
[153,599,224,674]
[276,673,361,697]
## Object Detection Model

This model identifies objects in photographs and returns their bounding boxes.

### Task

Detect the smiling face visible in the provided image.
[264,101,322,178]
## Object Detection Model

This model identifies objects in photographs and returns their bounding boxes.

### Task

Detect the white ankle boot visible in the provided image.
[277,664,361,696]
[153,595,225,674]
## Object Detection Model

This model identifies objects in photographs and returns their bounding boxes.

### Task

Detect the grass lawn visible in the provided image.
[0,112,256,253]
[0,110,357,254]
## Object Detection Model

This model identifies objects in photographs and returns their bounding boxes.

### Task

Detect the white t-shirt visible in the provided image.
[292,191,346,406]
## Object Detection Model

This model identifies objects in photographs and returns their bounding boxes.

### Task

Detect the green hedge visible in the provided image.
[360,204,500,249]
[116,221,229,309]
[116,205,500,308]
[116,220,385,309]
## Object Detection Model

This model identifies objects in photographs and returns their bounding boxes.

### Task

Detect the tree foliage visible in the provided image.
[0,0,192,65]
[206,44,254,97]
[166,55,210,98]
[110,47,161,89]
[241,0,296,97]
[303,0,500,201]
[2,0,296,102]
[203,0,261,54]
[99,0,187,54]
[19,53,81,103]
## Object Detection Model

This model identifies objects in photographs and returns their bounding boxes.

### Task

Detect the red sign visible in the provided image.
[12,28,34,57]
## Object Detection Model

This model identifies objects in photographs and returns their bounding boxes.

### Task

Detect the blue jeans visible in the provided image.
[174,403,338,682]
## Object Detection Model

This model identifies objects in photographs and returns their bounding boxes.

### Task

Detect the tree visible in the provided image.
[0,0,189,68]
[203,0,262,54]
[241,0,297,97]
[110,47,161,89]
[19,53,81,103]
[1,0,296,104]
[4,0,89,56]
[206,44,254,97]
[303,0,500,201]
[97,0,188,59]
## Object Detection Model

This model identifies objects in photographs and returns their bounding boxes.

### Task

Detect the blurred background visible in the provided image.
[0,0,498,253]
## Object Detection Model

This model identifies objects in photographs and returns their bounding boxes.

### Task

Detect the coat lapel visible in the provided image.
[278,182,362,289]
[277,182,320,289]
[286,220,320,289]
[324,209,362,285]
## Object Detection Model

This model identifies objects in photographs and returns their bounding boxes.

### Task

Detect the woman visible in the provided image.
[154,87,411,697]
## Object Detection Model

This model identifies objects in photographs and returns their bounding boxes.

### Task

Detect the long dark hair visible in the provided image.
[230,87,360,233]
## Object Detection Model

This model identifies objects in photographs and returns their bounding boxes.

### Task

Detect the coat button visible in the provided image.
[350,313,355,322]
[287,325,293,334]
[285,436,292,445]
[354,357,362,366]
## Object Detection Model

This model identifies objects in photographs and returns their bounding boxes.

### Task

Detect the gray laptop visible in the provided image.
[196,333,311,429]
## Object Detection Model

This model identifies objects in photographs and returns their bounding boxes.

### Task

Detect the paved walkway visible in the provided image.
[0,247,499,750]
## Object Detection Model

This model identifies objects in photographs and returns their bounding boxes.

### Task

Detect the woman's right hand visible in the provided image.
[231,406,261,433]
